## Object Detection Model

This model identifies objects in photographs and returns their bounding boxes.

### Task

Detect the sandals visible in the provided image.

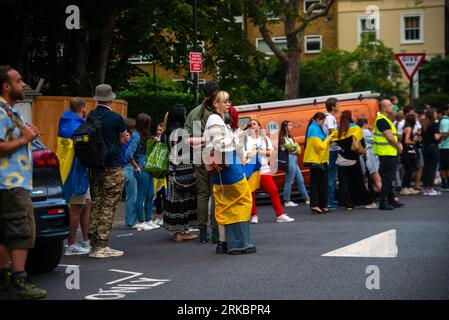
[181,233,198,240]
[311,207,323,214]
[172,232,199,242]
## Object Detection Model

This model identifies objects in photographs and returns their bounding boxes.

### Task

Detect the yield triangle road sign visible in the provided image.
[395,53,426,80]
[322,229,398,258]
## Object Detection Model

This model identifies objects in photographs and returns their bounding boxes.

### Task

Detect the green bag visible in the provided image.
[145,139,169,178]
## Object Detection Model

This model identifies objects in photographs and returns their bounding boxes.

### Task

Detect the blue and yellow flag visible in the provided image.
[242,153,261,192]
[331,123,364,142]
[56,110,89,202]
[212,151,252,225]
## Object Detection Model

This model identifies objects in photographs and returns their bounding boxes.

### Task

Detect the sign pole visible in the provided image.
[193,0,199,106]
[395,53,426,106]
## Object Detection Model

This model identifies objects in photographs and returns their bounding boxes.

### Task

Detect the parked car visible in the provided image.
[26,139,70,274]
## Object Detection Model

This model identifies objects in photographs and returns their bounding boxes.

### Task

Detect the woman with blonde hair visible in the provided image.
[203,90,255,255]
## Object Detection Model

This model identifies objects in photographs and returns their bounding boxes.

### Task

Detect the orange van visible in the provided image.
[235,91,380,191]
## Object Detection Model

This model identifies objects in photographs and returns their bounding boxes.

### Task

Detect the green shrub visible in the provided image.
[118,91,194,132]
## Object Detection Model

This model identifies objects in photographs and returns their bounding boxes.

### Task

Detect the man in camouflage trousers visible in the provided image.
[88,85,130,259]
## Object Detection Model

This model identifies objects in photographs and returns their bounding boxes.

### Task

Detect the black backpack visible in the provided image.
[73,110,111,168]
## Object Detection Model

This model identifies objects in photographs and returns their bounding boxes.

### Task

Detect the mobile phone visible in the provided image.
[241,121,251,130]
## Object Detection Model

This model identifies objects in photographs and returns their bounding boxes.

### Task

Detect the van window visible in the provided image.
[238,117,251,128]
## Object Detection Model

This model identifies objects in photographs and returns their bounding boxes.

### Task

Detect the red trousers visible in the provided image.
[252,174,284,216]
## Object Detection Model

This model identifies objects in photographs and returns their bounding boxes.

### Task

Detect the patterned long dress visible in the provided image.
[161,129,198,234]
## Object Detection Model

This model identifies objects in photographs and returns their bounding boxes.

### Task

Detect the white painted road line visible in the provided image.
[322,229,398,258]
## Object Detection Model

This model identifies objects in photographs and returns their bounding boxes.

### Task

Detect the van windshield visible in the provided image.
[238,117,250,127]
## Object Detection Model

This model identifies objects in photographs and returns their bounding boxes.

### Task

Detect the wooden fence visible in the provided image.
[32,96,128,153]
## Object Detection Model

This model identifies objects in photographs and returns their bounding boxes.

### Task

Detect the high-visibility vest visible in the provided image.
[373,113,398,156]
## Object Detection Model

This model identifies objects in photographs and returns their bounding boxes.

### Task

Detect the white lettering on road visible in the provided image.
[85,269,170,300]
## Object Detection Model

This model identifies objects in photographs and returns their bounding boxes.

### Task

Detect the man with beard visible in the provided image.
[0,65,47,299]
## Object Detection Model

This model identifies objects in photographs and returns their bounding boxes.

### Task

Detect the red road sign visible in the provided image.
[395,53,426,80]
[190,52,202,73]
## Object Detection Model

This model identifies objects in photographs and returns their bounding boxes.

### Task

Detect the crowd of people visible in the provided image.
[1,64,448,299]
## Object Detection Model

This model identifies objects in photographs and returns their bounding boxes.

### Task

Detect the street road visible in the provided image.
[28,194,449,300]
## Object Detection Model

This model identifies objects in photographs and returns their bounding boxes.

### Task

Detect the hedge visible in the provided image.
[118,91,195,132]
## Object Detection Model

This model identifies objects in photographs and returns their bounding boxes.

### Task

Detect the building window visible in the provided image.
[358,15,380,43]
[401,13,424,44]
[233,15,244,31]
[304,0,321,13]
[256,37,287,55]
[304,35,322,54]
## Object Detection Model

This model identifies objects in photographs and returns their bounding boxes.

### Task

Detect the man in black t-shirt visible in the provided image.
[88,85,130,259]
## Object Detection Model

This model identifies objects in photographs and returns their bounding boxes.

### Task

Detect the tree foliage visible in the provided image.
[300,37,405,101]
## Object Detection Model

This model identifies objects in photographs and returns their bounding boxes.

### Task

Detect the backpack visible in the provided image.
[72,110,111,168]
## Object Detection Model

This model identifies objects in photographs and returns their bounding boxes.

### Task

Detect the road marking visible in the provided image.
[322,229,398,258]
[116,233,133,237]
[58,264,80,267]
[85,269,170,300]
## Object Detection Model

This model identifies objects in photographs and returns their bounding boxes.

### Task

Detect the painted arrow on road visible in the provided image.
[322,229,398,258]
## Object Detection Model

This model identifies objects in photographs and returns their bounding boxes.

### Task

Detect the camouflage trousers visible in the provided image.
[88,167,125,248]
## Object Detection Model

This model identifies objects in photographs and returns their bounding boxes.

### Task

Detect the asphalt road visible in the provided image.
[26,193,449,300]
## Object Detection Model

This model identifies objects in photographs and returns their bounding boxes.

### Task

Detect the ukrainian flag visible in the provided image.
[332,123,364,142]
[153,177,167,198]
[212,151,252,225]
[56,110,89,202]
[242,153,261,192]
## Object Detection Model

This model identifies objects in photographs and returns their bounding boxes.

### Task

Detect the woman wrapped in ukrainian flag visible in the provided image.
[203,90,256,255]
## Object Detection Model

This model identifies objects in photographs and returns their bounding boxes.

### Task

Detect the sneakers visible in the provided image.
[78,240,91,251]
[441,183,449,191]
[154,218,164,226]
[250,215,259,224]
[365,203,377,209]
[65,243,90,256]
[137,223,155,231]
[284,201,298,207]
[423,189,442,196]
[216,241,227,254]
[305,199,311,205]
[276,214,295,223]
[7,272,47,299]
[89,247,124,259]
[146,221,161,229]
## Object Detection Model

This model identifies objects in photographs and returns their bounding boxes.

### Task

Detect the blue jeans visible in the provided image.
[327,150,339,205]
[135,170,154,223]
[283,154,309,201]
[124,164,138,227]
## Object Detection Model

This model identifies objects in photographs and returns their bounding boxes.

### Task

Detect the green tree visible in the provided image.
[244,0,336,99]
[299,37,405,100]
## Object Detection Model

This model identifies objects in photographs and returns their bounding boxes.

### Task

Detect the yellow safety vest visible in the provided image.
[373,113,398,156]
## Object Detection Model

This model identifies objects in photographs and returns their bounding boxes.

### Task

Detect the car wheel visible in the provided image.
[26,240,64,274]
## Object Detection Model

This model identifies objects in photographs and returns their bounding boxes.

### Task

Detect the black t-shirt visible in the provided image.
[376,119,392,132]
[88,105,126,168]
[336,136,366,160]
[423,122,440,145]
